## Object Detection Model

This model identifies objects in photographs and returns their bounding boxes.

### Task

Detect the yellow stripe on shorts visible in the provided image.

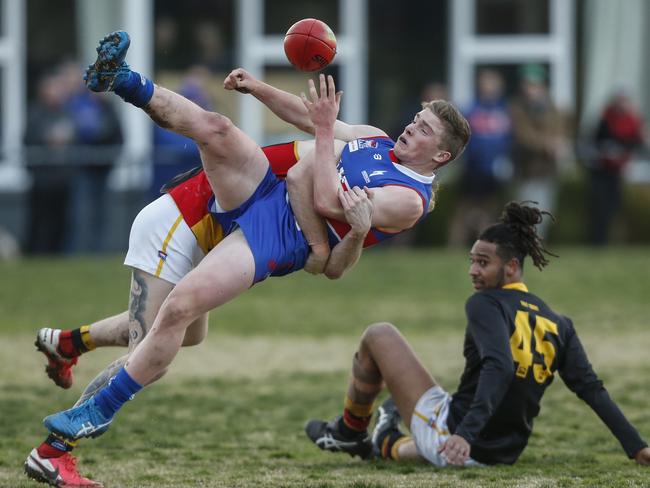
[413,410,450,436]
[155,214,184,277]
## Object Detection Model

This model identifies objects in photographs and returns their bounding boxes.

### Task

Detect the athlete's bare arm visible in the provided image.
[289,141,372,277]
[302,75,424,233]
[223,68,386,141]
[322,186,373,279]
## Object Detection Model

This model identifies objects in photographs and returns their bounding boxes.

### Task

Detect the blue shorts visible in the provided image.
[209,167,309,283]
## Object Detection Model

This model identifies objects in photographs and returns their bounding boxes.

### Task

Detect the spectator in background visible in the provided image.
[586,87,646,245]
[24,72,76,254]
[154,16,186,71]
[448,69,512,247]
[509,64,570,238]
[151,66,215,198]
[59,61,123,253]
[192,20,232,72]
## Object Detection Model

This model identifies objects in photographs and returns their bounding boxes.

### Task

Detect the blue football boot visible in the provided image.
[84,30,132,92]
[44,397,112,440]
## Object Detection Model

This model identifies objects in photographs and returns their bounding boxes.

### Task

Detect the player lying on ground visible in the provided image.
[32,30,469,486]
[305,201,650,467]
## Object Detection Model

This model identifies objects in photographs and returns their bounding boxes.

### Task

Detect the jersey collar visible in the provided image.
[388,149,435,184]
[502,282,528,292]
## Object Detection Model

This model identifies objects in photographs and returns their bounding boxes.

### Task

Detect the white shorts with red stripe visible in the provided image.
[124,194,204,284]
[410,386,484,467]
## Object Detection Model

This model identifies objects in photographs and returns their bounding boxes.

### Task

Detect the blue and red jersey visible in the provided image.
[326,136,435,247]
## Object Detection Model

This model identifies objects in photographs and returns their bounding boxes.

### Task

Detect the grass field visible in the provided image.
[1,248,649,487]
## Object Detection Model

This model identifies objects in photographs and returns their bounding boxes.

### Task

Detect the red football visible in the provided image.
[284,18,337,72]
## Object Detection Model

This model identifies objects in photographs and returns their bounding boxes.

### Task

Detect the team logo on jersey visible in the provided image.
[361,169,388,183]
[337,164,349,188]
[348,139,378,153]
[358,139,378,149]
[373,153,382,160]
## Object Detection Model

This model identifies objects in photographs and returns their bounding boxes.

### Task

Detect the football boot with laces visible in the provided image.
[24,449,102,487]
[305,415,372,459]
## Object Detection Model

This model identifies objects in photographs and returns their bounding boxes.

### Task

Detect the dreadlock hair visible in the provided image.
[478,201,558,271]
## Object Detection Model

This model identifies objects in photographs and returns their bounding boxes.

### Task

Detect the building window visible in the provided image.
[475,0,550,34]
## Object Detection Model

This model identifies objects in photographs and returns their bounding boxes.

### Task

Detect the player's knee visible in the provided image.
[286,162,307,185]
[158,294,199,331]
[194,110,234,143]
[362,322,399,347]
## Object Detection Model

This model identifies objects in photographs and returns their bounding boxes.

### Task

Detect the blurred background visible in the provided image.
[0,0,649,257]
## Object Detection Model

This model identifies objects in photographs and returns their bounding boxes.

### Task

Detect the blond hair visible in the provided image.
[421,100,471,162]
[427,181,439,213]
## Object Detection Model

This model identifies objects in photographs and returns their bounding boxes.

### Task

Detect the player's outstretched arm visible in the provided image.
[224,68,313,133]
[223,68,386,141]
[301,75,345,221]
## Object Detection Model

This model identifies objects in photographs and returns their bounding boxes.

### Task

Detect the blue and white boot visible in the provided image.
[44,397,112,440]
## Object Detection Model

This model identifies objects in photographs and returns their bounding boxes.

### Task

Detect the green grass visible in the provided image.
[1,248,649,487]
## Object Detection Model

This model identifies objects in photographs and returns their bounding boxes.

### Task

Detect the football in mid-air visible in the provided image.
[283,18,337,72]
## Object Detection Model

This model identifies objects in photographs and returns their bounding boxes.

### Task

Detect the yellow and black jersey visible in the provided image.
[447,283,647,465]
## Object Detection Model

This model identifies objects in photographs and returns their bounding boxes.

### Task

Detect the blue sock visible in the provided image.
[93,368,143,418]
[114,70,154,108]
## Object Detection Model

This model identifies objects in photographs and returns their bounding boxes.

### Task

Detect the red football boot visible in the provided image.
[25,449,103,487]
[35,328,79,389]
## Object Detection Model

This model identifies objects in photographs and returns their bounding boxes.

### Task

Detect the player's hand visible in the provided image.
[300,74,342,129]
[634,446,650,466]
[438,434,471,466]
[223,68,256,94]
[304,253,328,275]
[338,186,373,238]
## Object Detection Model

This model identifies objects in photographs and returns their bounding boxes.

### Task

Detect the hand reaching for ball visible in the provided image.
[300,74,342,131]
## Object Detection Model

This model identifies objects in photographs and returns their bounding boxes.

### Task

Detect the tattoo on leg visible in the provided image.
[128,271,149,346]
[74,356,127,406]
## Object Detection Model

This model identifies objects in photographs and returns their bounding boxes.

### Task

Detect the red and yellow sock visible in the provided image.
[379,431,411,460]
[338,395,374,437]
[37,434,77,459]
[57,325,96,358]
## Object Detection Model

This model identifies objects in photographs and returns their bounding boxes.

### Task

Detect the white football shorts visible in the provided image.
[124,194,204,284]
[410,385,484,467]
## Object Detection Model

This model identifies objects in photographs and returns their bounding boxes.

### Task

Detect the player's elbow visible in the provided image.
[314,196,339,219]
[324,267,344,280]
[404,199,425,227]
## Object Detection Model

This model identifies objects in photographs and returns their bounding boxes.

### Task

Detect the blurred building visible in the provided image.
[1,0,650,252]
